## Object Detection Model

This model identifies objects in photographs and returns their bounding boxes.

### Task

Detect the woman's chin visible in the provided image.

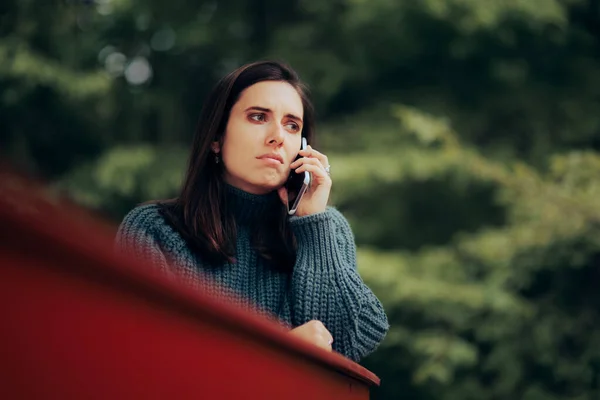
[257,174,287,190]
[224,171,286,194]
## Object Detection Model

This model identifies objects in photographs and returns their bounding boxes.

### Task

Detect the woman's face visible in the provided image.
[214,81,304,195]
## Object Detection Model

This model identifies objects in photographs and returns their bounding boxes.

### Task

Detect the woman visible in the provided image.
[116,60,388,362]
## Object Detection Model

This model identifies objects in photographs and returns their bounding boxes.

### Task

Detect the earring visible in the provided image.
[214,153,220,164]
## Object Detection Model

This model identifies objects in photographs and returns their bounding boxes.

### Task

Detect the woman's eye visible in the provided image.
[285,122,300,132]
[249,113,266,122]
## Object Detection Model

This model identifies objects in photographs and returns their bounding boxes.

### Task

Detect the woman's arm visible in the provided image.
[289,207,389,362]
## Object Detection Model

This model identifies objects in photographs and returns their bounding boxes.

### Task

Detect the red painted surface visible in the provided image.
[0,170,379,399]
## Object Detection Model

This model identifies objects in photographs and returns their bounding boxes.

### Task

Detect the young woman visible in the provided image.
[116,60,388,362]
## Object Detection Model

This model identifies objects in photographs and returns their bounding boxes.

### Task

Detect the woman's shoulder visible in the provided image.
[117,201,189,252]
[120,203,164,229]
[118,202,178,239]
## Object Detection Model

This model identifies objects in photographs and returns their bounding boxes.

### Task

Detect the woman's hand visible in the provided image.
[278,145,332,217]
[289,320,333,352]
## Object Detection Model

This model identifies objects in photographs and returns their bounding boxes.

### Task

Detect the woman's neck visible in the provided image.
[224,184,281,226]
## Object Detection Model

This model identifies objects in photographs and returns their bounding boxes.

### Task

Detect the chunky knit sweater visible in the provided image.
[115,185,388,362]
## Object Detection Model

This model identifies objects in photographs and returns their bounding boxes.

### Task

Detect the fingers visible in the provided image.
[299,145,329,170]
[290,155,324,171]
[294,162,331,182]
[311,320,334,347]
[311,321,333,352]
[290,153,331,183]
[293,146,330,170]
[287,144,332,215]
[289,320,333,352]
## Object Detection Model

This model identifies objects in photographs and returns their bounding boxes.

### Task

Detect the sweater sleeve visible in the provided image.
[289,207,389,362]
[114,204,177,280]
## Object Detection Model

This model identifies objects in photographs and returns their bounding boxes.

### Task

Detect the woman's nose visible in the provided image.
[267,123,285,145]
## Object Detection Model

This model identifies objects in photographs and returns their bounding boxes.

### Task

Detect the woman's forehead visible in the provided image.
[234,81,303,116]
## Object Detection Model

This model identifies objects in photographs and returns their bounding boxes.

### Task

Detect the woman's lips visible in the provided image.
[257,153,284,165]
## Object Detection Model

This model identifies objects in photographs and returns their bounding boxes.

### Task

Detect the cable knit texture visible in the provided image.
[115,185,389,362]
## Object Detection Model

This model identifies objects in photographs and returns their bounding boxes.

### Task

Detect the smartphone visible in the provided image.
[286,137,311,215]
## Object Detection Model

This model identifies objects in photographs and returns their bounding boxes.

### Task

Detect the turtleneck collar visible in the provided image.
[224,184,281,226]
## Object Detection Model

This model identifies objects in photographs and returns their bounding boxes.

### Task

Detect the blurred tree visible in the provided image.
[4,0,600,175]
[0,1,112,176]
[354,107,600,399]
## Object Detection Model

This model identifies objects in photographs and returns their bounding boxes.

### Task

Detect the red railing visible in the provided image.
[0,169,380,399]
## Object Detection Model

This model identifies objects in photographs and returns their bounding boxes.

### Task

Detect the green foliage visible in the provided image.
[58,145,186,218]
[350,108,600,399]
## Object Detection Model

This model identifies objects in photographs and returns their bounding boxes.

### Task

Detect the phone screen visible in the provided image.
[286,137,310,215]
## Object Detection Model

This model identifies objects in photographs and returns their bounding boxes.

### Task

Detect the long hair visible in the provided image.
[159,60,316,272]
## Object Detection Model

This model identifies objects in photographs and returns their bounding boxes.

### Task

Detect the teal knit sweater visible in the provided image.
[115,185,388,362]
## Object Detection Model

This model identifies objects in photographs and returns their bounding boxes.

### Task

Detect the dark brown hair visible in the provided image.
[159,60,315,272]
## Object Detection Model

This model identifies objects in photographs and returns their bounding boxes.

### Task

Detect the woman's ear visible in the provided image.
[211,141,221,154]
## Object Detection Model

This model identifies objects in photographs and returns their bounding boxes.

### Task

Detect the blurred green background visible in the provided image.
[3,0,600,398]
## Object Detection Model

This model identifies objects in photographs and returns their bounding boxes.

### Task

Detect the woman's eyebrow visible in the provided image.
[245,106,271,113]
[286,113,303,124]
[244,106,303,123]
